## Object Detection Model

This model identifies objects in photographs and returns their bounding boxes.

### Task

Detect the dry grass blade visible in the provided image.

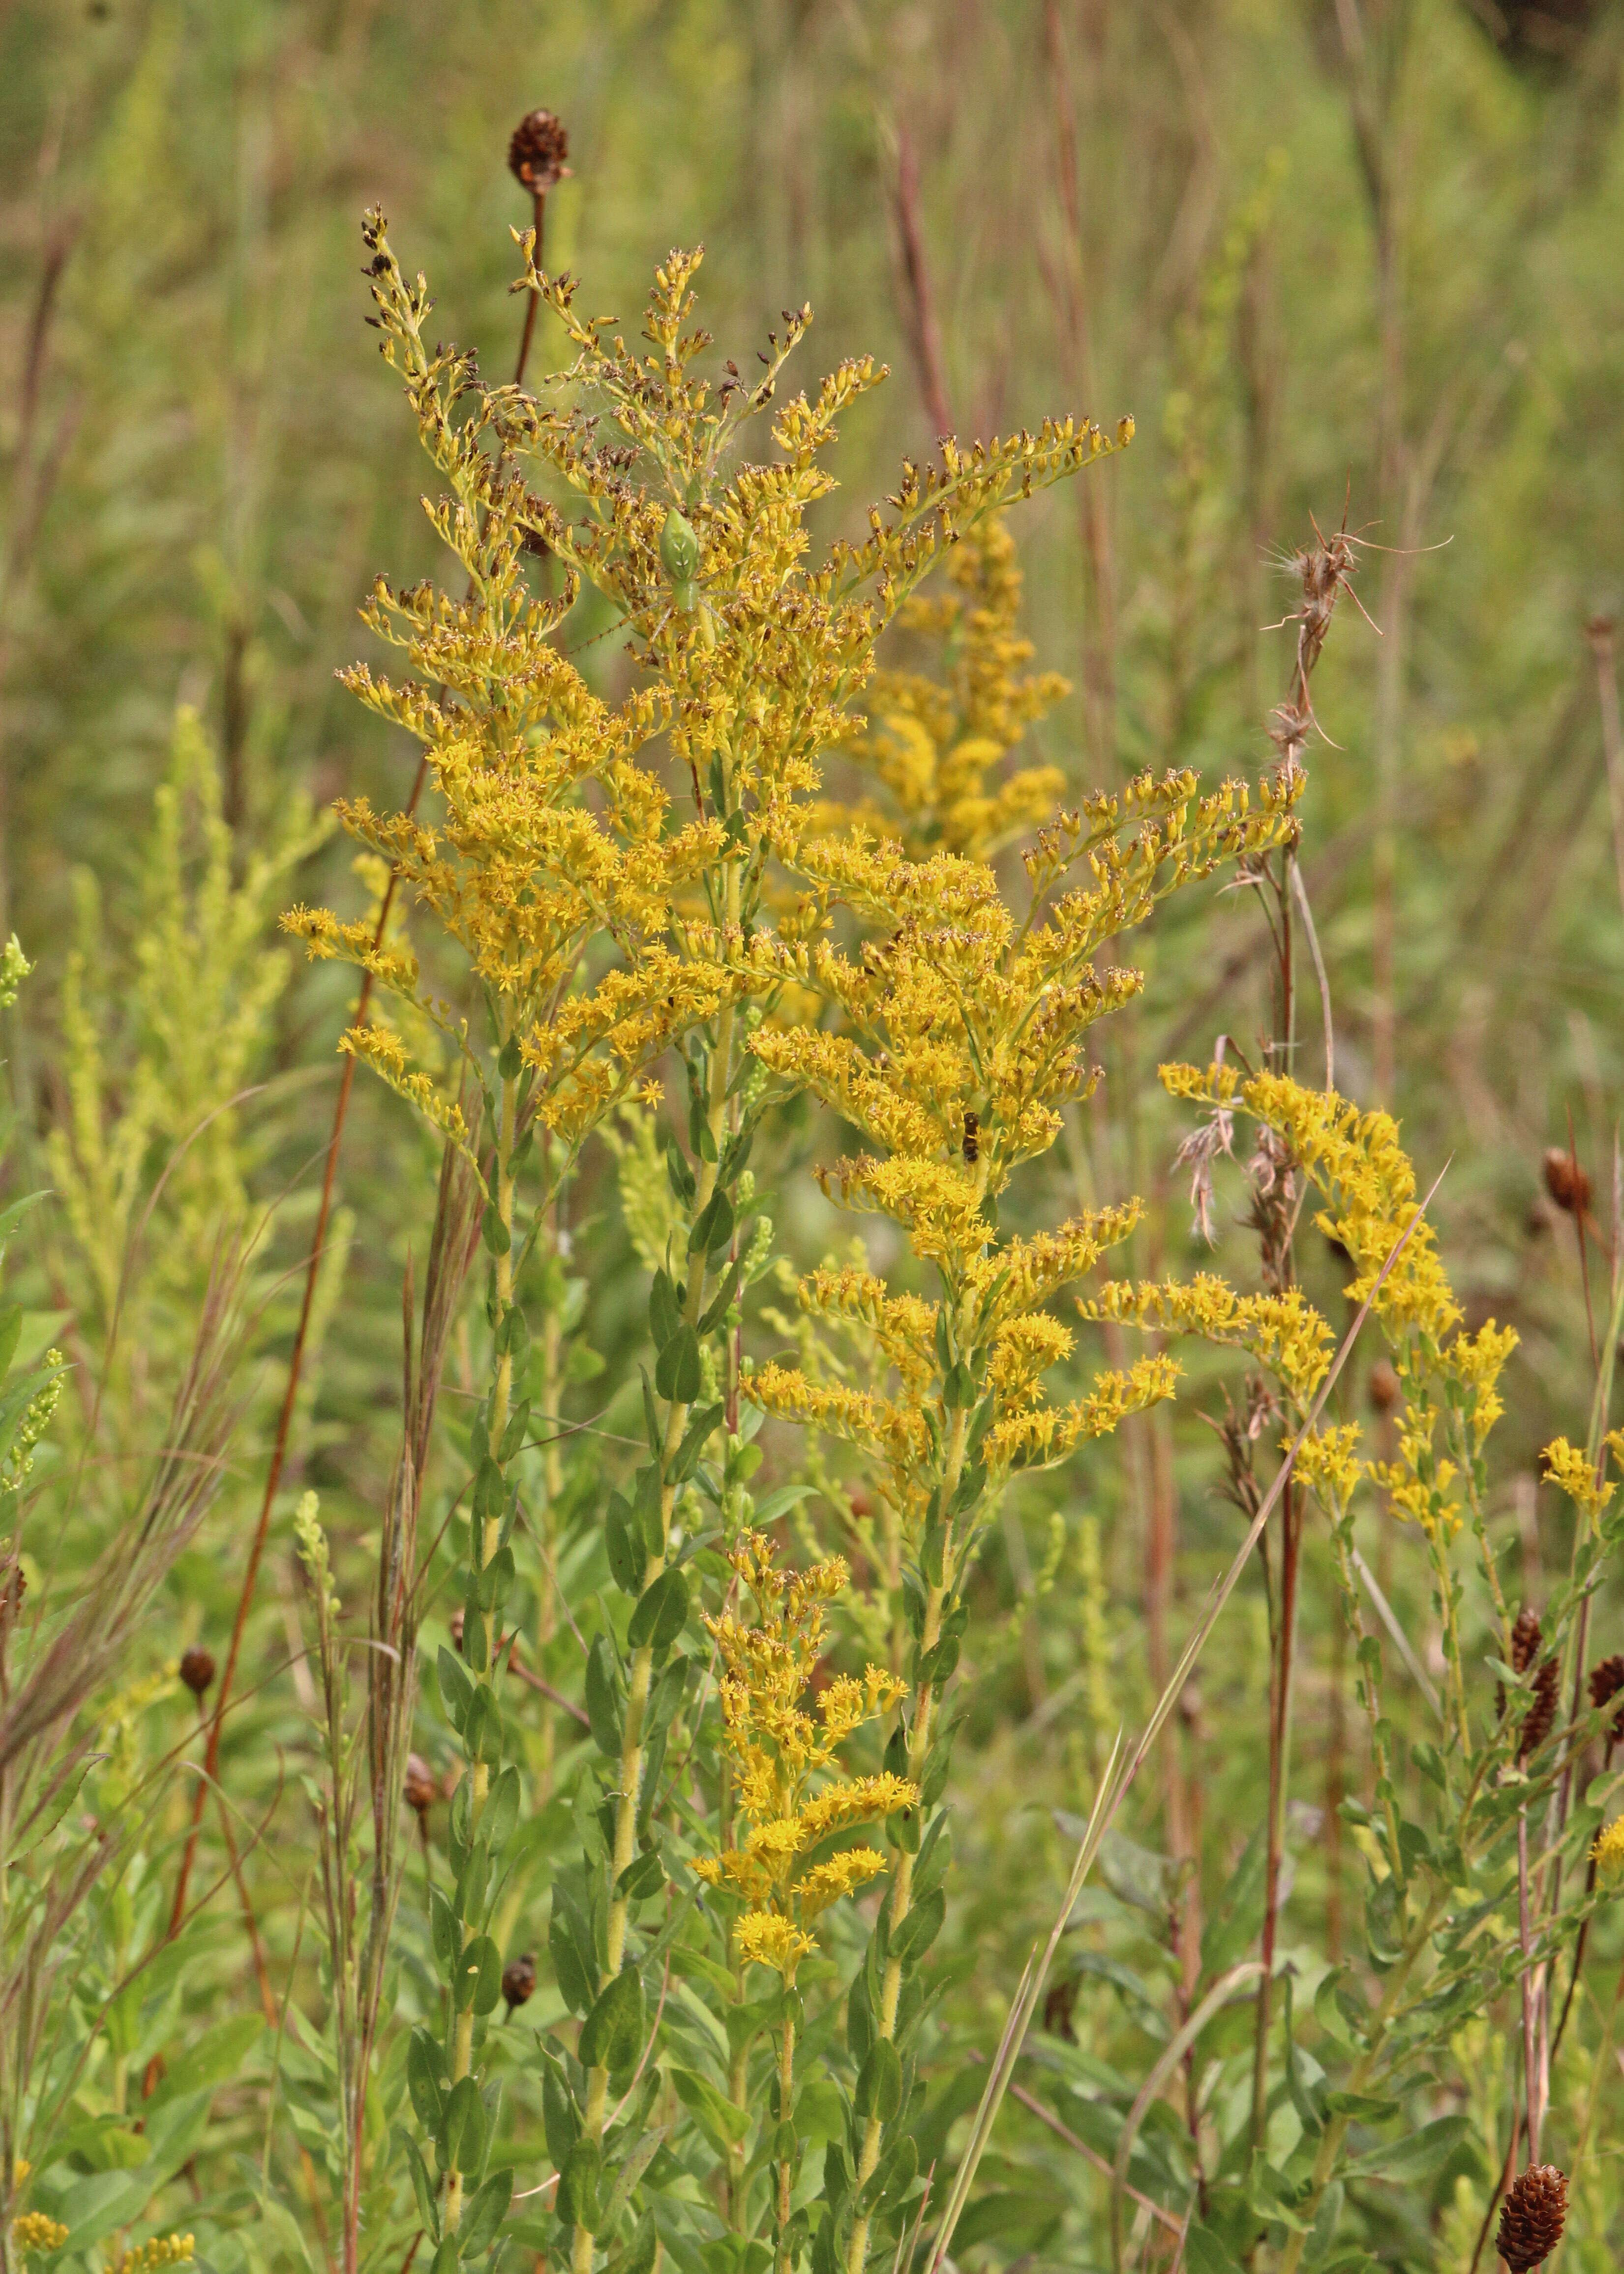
[925,1171,1445,2273]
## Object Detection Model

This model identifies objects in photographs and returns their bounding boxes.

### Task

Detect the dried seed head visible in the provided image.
[1367,1359,1401,1415]
[508,109,570,196]
[179,1646,215,1698]
[1542,1146,1591,1217]
[1496,2163,1566,2272]
[450,1607,465,1653]
[1511,1605,1543,1675]
[1589,1652,1624,1742]
[404,1754,436,1817]
[502,1952,537,2013]
[1521,1657,1560,1761]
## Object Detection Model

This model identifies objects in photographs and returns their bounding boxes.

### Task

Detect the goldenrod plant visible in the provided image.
[9,74,1624,2274]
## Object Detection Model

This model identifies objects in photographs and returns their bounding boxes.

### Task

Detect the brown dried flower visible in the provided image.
[1521,1657,1560,1761]
[1588,1652,1624,1743]
[1496,2163,1566,2272]
[179,1645,215,1698]
[508,110,570,196]
[404,1754,436,1817]
[502,1952,537,2014]
[1542,1146,1591,1218]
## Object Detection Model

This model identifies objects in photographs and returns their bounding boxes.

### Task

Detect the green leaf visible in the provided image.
[550,1886,597,2015]
[606,1492,644,1596]
[1343,2114,1471,2182]
[627,1566,689,1656]
[650,1269,682,1351]
[854,2040,902,2123]
[689,1188,735,1257]
[148,2012,264,2107]
[670,1402,725,1482]
[431,1891,458,1969]
[578,1964,645,2076]
[400,2129,441,2243]
[1184,2229,1245,2274]
[556,2136,601,2226]
[446,2074,487,2177]
[438,1646,473,1734]
[486,1763,521,1853]
[617,1849,666,1903]
[461,1933,503,2015]
[0,1304,21,1381]
[586,1635,624,1759]
[407,2030,446,2130]
[460,2165,513,2254]
[888,1889,945,1967]
[671,2064,752,2151]
[542,2053,580,2167]
[481,1203,510,1255]
[654,1323,702,1403]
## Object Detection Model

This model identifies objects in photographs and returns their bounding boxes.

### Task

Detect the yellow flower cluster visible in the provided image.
[11,2213,68,2252]
[1542,1436,1615,1526]
[815,515,1068,860]
[1084,1273,1333,1403]
[110,2239,195,2274]
[694,1533,914,1980]
[1161,1064,1461,1339]
[1160,1066,1520,1545]
[291,219,1131,1168]
[1593,1817,1624,1887]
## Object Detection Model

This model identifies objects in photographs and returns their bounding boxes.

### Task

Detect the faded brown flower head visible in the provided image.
[1521,1656,1560,1761]
[502,1952,537,2013]
[1367,1358,1401,1415]
[450,1606,465,1653]
[1589,1652,1624,1743]
[1542,1146,1591,1217]
[179,1645,215,1698]
[508,109,570,195]
[404,1754,436,1817]
[1496,2163,1566,2272]
[1511,1604,1543,1675]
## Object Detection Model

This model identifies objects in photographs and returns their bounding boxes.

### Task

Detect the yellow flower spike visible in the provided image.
[1543,1436,1615,1527]
[699,1536,915,1977]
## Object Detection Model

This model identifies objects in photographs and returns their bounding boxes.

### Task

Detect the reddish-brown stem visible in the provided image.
[1468,2102,1520,2274]
[888,123,954,442]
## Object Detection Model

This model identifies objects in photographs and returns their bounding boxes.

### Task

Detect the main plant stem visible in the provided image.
[775,2006,798,2274]
[1251,1475,1300,2152]
[443,1062,516,2237]
[575,857,741,2274]
[844,1398,966,2274]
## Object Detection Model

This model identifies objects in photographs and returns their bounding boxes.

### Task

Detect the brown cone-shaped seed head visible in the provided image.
[508,110,570,194]
[404,1754,436,1817]
[1543,1148,1591,1217]
[1496,2163,1566,2271]
[1368,1358,1401,1414]
[502,1952,537,2011]
[1511,1605,1543,1674]
[450,1607,465,1653]
[1589,1652,1624,1742]
[1520,1657,1560,1761]
[179,1645,215,1698]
